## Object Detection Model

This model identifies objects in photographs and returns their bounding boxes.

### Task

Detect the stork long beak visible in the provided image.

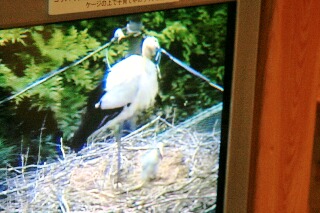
[114,28,125,43]
[155,48,162,79]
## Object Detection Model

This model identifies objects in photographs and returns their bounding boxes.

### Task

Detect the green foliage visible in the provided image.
[0,138,16,168]
[0,25,103,139]
[0,28,30,46]
[0,4,229,166]
[144,5,228,120]
[0,24,104,165]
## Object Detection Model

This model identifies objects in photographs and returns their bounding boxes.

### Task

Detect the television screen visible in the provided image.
[0,2,235,212]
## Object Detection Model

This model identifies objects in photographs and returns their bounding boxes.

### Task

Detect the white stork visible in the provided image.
[70,37,160,162]
[94,36,160,129]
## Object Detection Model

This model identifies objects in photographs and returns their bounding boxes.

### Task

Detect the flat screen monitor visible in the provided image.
[0,1,260,212]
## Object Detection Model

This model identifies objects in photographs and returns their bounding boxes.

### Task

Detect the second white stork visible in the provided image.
[70,36,160,151]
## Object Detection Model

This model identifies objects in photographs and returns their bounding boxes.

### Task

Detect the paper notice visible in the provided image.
[49,0,179,15]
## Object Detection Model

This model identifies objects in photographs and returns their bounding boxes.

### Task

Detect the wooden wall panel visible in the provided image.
[310,105,320,212]
[252,0,320,212]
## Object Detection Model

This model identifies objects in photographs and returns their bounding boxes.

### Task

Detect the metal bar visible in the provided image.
[160,48,224,92]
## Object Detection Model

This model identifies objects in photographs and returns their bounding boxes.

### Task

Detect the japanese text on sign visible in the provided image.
[49,0,179,15]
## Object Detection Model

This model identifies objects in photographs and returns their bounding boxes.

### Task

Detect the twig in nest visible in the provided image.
[144,193,217,209]
[87,189,115,198]
[59,137,66,161]
[159,117,175,128]
[154,177,197,199]
[191,144,200,165]
[114,182,145,195]
[57,190,70,213]
[204,204,216,213]
[122,116,162,140]
[37,114,47,166]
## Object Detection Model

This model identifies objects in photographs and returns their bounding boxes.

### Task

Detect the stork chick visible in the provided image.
[141,142,164,182]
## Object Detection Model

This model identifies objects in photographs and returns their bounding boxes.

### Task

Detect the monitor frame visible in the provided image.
[0,0,261,212]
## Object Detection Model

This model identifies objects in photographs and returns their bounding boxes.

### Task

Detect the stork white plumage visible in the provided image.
[71,36,160,146]
[94,36,160,130]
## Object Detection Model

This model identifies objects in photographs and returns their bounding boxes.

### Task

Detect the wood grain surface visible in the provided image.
[310,105,320,213]
[252,0,320,212]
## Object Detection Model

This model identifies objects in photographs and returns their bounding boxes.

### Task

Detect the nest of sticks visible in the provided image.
[0,105,222,212]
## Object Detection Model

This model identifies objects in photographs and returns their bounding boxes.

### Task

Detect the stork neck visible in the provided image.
[142,48,155,60]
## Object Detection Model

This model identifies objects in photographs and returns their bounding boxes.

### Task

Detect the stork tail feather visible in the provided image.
[69,83,124,152]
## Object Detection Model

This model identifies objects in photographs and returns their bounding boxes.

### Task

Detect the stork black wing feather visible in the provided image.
[69,82,124,152]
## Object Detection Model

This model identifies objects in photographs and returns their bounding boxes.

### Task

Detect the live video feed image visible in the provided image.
[0,3,228,212]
